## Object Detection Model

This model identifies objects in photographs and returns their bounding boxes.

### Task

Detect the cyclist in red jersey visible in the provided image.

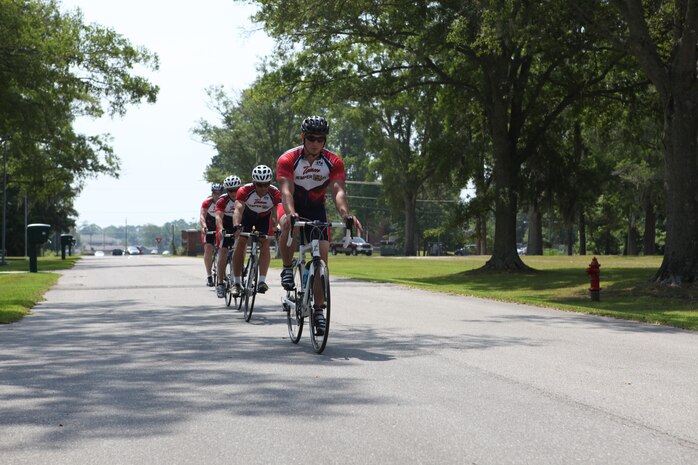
[276,116,362,333]
[229,165,281,297]
[200,182,223,287]
[214,175,241,298]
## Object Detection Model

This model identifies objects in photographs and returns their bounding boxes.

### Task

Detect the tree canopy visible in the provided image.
[1,0,159,255]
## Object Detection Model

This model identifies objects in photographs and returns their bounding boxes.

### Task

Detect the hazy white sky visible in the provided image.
[59,1,275,228]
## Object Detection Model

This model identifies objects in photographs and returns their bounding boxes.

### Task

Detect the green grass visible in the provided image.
[273,254,698,330]
[0,256,80,323]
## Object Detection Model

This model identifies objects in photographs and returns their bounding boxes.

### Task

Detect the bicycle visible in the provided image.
[281,219,350,353]
[237,228,268,322]
[221,233,239,308]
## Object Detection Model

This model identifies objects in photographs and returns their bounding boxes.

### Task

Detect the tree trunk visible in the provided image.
[566,224,574,255]
[579,209,587,255]
[527,203,543,255]
[643,194,656,255]
[482,134,530,271]
[652,96,698,284]
[604,230,612,255]
[476,213,487,255]
[626,210,638,256]
[403,191,418,256]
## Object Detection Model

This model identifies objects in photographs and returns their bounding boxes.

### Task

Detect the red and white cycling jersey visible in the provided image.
[200,196,217,229]
[236,183,281,218]
[214,193,236,227]
[276,146,346,208]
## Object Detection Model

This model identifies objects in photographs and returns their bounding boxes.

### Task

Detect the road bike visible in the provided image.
[238,228,268,322]
[221,233,239,308]
[281,219,350,353]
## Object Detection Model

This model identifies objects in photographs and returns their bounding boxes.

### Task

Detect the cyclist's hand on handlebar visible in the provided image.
[232,224,242,237]
[344,215,363,234]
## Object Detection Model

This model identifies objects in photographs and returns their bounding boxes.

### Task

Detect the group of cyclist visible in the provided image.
[198,116,362,332]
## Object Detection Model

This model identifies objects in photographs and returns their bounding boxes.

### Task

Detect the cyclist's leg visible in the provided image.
[232,236,247,295]
[314,240,330,307]
[203,242,214,286]
[216,245,228,285]
[215,245,228,298]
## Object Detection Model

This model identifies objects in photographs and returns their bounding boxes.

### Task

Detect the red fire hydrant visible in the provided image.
[586,257,601,301]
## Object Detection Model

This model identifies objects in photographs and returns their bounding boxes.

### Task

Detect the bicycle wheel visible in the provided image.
[286,262,304,343]
[224,257,235,307]
[243,255,258,322]
[308,260,331,354]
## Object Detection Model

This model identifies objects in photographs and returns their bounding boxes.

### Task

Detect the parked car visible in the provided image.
[112,248,123,256]
[94,250,105,257]
[126,246,140,255]
[330,237,373,256]
[454,244,477,256]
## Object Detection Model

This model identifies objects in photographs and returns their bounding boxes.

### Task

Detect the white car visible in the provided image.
[126,246,141,255]
[94,250,105,257]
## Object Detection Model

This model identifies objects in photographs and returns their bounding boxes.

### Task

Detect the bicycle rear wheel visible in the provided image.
[243,255,258,322]
[309,260,331,354]
[286,262,303,343]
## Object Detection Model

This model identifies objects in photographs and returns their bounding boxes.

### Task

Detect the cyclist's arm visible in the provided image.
[215,209,224,235]
[330,179,363,233]
[200,206,208,231]
[232,200,245,227]
[279,177,296,218]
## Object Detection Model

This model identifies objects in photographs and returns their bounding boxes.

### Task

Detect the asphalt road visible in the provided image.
[1,254,697,465]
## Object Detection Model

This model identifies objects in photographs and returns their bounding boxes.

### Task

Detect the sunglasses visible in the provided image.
[305,135,326,143]
[255,182,271,188]
[226,188,237,193]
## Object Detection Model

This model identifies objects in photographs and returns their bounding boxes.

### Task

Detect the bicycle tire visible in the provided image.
[286,262,303,343]
[309,260,331,354]
[243,255,258,322]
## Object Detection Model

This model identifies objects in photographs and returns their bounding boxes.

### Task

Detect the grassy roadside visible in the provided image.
[0,256,80,324]
[273,254,698,331]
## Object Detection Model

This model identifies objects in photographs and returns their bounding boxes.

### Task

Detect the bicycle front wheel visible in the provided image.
[308,260,331,354]
[243,256,258,322]
[286,262,303,343]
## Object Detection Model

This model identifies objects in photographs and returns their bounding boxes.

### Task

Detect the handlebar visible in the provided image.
[286,219,352,247]
[239,230,268,240]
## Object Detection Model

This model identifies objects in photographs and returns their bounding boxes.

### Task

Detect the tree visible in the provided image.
[246,0,634,269]
[1,0,159,253]
[571,0,698,282]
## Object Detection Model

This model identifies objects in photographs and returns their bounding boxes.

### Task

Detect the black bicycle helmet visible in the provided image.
[301,116,330,135]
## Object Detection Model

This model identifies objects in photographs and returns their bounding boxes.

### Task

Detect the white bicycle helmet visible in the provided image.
[251,165,273,183]
[223,175,241,189]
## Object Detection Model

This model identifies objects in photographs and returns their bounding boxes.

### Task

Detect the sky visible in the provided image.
[59,1,275,228]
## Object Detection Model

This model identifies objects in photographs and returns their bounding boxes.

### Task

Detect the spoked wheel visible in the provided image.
[286,263,303,343]
[243,256,258,322]
[309,260,331,354]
